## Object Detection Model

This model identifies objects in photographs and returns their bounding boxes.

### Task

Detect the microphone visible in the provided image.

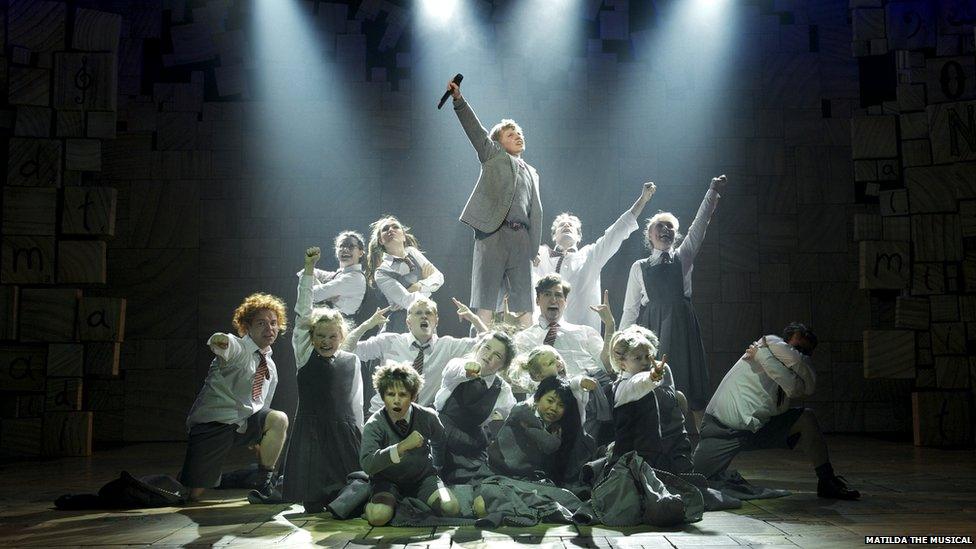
[437,74,463,109]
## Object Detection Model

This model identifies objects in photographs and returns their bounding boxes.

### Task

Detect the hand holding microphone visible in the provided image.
[438,74,464,109]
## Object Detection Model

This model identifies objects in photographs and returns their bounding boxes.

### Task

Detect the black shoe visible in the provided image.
[247,475,281,504]
[303,501,325,514]
[817,475,860,500]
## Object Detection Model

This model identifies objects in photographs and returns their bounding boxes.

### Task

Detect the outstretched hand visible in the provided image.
[211,333,230,350]
[493,295,524,326]
[453,297,476,324]
[447,80,461,100]
[710,174,728,193]
[368,306,391,328]
[589,290,614,327]
[640,181,656,202]
[651,354,668,382]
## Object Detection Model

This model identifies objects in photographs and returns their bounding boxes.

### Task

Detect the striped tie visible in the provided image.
[252,351,270,401]
[543,322,559,346]
[555,254,565,273]
[412,342,429,375]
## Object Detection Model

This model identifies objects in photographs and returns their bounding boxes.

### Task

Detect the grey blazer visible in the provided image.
[454,98,543,257]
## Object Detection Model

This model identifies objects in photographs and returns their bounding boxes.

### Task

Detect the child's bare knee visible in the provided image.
[365,502,394,526]
[472,495,487,518]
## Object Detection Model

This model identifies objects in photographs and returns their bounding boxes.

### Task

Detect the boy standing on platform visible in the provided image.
[448,78,542,329]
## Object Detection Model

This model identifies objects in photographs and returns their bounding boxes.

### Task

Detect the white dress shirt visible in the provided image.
[433,357,516,422]
[185,333,277,433]
[621,188,720,328]
[294,265,366,317]
[375,246,444,311]
[705,335,816,432]
[533,211,639,331]
[514,318,606,378]
[353,332,478,412]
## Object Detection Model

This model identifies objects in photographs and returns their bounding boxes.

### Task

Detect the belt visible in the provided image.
[504,220,527,231]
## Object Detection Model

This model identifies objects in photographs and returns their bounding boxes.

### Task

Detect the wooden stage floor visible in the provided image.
[1,435,974,548]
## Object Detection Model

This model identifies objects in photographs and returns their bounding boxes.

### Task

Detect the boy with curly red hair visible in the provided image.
[180,292,290,502]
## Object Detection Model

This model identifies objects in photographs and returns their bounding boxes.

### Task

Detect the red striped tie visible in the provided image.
[543,322,559,346]
[252,352,270,401]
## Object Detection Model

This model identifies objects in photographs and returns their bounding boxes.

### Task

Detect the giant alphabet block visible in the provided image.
[19,288,80,342]
[46,343,83,377]
[0,344,46,391]
[912,214,963,261]
[852,115,898,159]
[7,0,66,53]
[928,100,976,164]
[53,52,117,112]
[864,330,915,379]
[84,342,120,376]
[859,241,910,289]
[895,297,930,329]
[45,377,83,411]
[0,286,18,340]
[78,297,125,341]
[57,240,107,284]
[62,187,117,236]
[912,390,972,446]
[8,66,50,107]
[1,187,56,235]
[72,8,121,52]
[1,236,55,284]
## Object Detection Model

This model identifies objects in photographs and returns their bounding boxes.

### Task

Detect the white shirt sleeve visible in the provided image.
[409,247,444,294]
[756,336,816,398]
[582,326,605,372]
[350,332,397,362]
[292,274,315,369]
[434,358,469,410]
[311,269,364,304]
[374,263,414,310]
[620,260,645,328]
[613,371,663,408]
[586,210,640,268]
[208,332,245,362]
[351,354,364,426]
[676,188,719,271]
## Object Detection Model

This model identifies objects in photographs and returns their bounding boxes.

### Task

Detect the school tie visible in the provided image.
[412,342,430,374]
[543,322,559,346]
[661,251,672,264]
[395,419,410,437]
[251,351,270,401]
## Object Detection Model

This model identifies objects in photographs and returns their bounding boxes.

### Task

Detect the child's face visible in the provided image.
[616,342,655,375]
[311,321,343,358]
[552,218,581,250]
[247,309,280,349]
[335,237,363,268]
[476,337,507,376]
[379,219,405,246]
[498,126,525,155]
[648,219,675,251]
[406,303,438,342]
[536,286,567,324]
[529,351,564,382]
[382,381,415,421]
[535,390,566,424]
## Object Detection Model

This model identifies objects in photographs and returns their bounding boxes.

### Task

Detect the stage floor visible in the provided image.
[1,435,974,548]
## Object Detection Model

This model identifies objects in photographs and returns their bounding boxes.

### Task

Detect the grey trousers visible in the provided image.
[471,224,534,312]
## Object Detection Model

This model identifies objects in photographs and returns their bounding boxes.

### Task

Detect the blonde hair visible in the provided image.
[232,293,288,336]
[507,345,563,393]
[609,326,660,372]
[643,211,681,250]
[550,213,581,241]
[365,215,420,286]
[298,306,348,342]
[489,119,522,142]
[407,295,438,316]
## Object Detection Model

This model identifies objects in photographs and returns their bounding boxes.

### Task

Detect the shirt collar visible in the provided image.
[650,247,674,258]
[553,245,578,254]
[409,333,437,347]
[340,264,363,273]
[537,317,563,329]
[242,334,273,358]
[619,370,635,380]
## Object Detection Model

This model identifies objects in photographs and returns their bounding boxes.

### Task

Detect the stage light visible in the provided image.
[420,0,459,26]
